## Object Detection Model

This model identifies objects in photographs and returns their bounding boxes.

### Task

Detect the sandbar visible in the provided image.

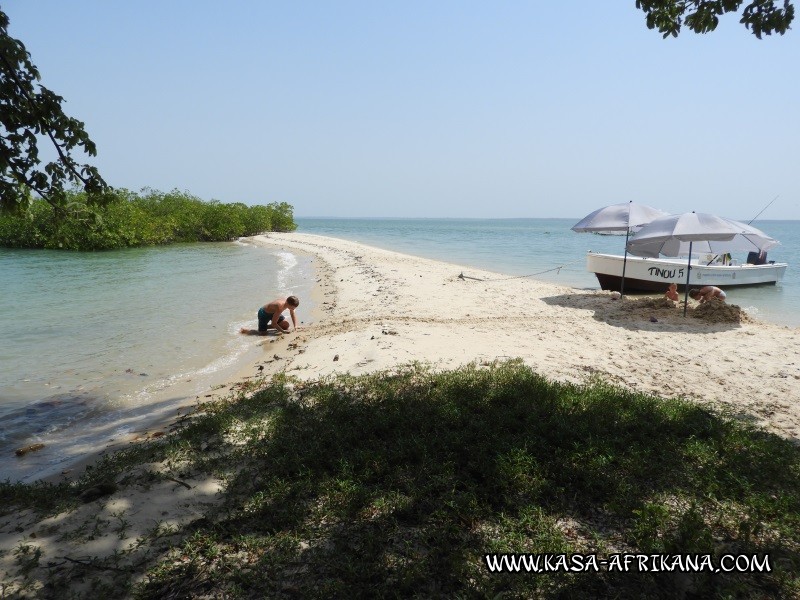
[243,232,800,442]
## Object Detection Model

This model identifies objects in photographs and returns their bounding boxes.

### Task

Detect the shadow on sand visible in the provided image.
[542,293,746,334]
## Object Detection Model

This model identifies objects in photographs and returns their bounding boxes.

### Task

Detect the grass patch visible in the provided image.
[2,361,799,598]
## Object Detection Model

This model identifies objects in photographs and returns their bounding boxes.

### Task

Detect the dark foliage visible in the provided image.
[636,0,794,38]
[1,9,109,215]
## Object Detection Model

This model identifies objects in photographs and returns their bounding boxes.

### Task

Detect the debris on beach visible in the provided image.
[79,482,118,503]
[15,443,45,457]
[692,299,750,324]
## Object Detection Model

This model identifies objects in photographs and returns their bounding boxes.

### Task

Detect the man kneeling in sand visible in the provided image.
[689,286,726,304]
[240,296,299,335]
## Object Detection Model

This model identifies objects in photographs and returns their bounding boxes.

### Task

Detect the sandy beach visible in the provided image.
[243,232,800,441]
[3,231,800,595]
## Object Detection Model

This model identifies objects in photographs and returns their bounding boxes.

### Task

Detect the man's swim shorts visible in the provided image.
[258,307,286,332]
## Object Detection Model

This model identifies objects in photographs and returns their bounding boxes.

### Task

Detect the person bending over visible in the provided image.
[240,295,299,335]
[688,286,726,304]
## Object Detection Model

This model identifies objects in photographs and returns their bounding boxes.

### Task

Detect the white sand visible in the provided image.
[2,231,799,594]
[246,232,800,440]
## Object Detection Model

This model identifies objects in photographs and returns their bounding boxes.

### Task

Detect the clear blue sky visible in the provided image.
[4,1,799,219]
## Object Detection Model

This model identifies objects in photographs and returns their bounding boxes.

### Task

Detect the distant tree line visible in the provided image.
[0,188,296,250]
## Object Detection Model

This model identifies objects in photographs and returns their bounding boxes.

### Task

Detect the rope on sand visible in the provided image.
[457,258,585,282]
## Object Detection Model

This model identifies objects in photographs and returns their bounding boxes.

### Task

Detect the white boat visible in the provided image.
[586,251,787,292]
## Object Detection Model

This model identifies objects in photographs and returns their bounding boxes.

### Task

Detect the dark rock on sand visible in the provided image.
[79,482,118,503]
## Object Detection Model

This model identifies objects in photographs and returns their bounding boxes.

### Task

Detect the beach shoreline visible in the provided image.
[22,241,328,485]
[238,232,800,441]
[15,231,800,486]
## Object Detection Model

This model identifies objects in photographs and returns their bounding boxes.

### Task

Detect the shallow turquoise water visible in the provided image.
[0,241,314,481]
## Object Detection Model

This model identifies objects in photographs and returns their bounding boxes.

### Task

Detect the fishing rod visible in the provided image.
[747,194,779,225]
[705,194,780,266]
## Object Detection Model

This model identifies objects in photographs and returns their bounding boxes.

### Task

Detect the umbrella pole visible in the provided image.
[683,241,693,317]
[620,228,630,297]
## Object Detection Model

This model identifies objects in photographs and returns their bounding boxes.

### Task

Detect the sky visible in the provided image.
[4,1,799,219]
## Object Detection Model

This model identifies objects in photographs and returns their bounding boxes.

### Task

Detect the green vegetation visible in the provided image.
[635,0,794,38]
[1,9,108,214]
[2,361,798,598]
[0,188,296,250]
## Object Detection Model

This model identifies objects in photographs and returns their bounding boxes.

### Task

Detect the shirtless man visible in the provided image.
[688,286,726,303]
[240,295,299,335]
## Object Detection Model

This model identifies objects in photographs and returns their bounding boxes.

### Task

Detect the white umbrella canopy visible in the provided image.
[626,212,780,315]
[572,201,670,296]
[571,201,669,232]
[626,212,779,257]
[629,235,779,259]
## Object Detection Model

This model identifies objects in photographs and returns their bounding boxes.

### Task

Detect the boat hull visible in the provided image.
[586,252,787,293]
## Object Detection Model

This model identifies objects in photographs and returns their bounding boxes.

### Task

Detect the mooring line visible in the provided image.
[457,257,585,282]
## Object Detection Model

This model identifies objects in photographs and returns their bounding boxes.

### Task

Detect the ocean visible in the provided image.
[0,240,315,482]
[1,217,796,481]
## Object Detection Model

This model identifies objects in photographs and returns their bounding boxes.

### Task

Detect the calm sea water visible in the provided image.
[0,241,315,482]
[296,217,800,328]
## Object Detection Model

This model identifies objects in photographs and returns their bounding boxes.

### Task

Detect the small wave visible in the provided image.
[123,320,254,406]
[276,250,298,268]
[742,306,761,319]
[194,343,250,376]
[275,251,298,289]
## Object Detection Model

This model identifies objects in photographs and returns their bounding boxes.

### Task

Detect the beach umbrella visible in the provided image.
[572,201,669,296]
[627,219,779,258]
[626,212,779,316]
